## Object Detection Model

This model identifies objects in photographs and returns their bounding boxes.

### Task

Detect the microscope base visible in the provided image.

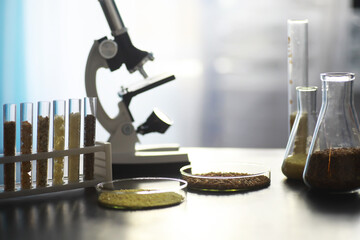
[101,153,189,179]
[95,146,189,179]
[111,161,189,179]
[110,150,189,164]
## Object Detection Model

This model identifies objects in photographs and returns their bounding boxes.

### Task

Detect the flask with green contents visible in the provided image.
[282,86,317,180]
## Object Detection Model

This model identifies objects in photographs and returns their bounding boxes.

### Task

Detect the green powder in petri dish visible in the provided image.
[98,189,184,209]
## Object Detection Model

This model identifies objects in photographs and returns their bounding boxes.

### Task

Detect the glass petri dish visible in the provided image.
[180,162,270,192]
[96,177,187,210]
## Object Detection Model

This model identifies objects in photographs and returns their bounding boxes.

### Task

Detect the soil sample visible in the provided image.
[183,172,270,191]
[36,116,49,188]
[282,113,308,180]
[3,121,16,191]
[68,112,81,183]
[21,121,33,189]
[84,114,96,180]
[304,148,360,192]
[289,111,297,131]
[282,153,307,180]
[53,115,65,185]
[98,189,184,209]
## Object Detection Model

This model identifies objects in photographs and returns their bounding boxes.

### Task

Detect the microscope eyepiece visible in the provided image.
[99,0,126,36]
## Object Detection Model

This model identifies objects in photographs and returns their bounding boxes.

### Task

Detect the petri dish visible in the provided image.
[96,177,187,210]
[180,162,270,192]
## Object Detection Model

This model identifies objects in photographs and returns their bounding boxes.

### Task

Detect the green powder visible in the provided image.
[283,112,309,180]
[282,153,307,180]
[98,189,184,209]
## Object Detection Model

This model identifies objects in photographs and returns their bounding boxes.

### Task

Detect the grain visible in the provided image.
[304,148,360,191]
[68,112,80,183]
[84,114,95,180]
[36,116,49,188]
[183,172,270,191]
[53,115,65,185]
[3,121,16,191]
[98,189,184,209]
[21,121,33,189]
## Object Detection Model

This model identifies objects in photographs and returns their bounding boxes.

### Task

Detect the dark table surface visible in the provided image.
[1,147,360,240]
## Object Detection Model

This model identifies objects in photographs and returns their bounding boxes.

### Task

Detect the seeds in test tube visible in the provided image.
[84,114,96,180]
[21,121,33,189]
[4,121,16,191]
[68,112,81,183]
[36,116,49,188]
[53,115,65,185]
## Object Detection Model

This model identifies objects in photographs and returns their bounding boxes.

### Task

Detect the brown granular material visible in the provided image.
[183,172,270,191]
[36,116,49,188]
[84,114,96,180]
[4,121,16,156]
[304,148,360,192]
[21,121,33,189]
[3,121,16,191]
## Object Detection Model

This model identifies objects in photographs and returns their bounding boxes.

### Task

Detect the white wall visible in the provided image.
[22,0,355,148]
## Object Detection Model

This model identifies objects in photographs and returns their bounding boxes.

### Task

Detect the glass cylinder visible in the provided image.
[83,97,97,180]
[20,102,33,189]
[36,101,50,188]
[68,99,81,183]
[288,19,309,133]
[282,86,317,180]
[303,73,360,192]
[3,104,16,191]
[53,100,66,185]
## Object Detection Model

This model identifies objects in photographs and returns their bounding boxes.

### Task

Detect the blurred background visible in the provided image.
[1,0,360,152]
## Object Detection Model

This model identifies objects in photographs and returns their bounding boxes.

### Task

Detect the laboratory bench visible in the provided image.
[1,147,360,240]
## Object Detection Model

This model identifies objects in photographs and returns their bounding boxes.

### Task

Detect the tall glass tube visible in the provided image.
[68,99,81,183]
[20,102,33,189]
[84,97,97,180]
[3,104,16,191]
[53,100,66,185]
[288,19,309,133]
[36,101,50,188]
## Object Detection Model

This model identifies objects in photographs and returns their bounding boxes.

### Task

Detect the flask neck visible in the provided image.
[320,72,355,107]
[297,86,317,114]
[322,80,354,107]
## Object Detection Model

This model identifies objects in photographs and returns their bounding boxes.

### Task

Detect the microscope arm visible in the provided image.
[85,39,122,134]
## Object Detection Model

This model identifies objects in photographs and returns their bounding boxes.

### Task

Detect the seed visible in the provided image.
[98,189,184,209]
[183,172,270,191]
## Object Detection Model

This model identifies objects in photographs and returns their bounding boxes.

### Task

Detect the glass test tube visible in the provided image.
[287,19,309,133]
[3,104,16,191]
[83,97,97,180]
[53,100,66,185]
[20,103,33,189]
[36,101,50,188]
[68,99,81,183]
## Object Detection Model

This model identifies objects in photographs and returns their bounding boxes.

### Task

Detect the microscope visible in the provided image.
[85,0,189,177]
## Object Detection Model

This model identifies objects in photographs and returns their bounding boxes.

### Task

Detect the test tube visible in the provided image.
[36,101,50,188]
[53,100,66,185]
[287,19,309,133]
[83,97,97,180]
[3,104,16,191]
[20,102,33,189]
[68,99,81,183]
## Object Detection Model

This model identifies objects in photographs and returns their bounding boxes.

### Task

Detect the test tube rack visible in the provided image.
[0,141,112,199]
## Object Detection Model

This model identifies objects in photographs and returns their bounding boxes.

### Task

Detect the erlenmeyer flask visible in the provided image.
[303,72,360,192]
[282,86,318,180]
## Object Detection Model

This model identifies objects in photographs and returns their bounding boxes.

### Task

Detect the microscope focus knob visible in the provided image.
[99,39,118,59]
[137,108,173,135]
